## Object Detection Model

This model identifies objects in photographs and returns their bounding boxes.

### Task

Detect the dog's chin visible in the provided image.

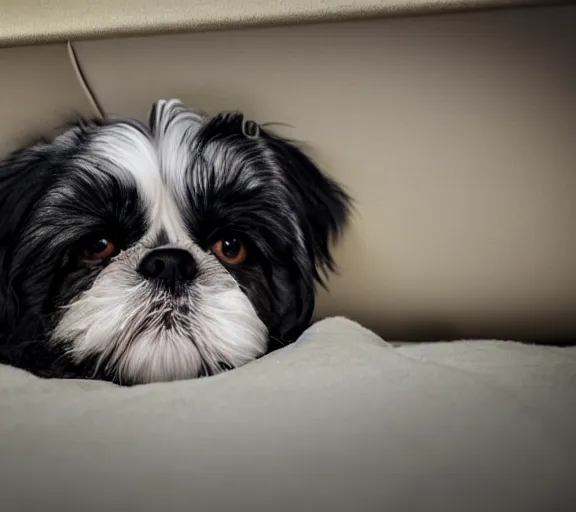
[55,305,268,385]
[109,325,254,385]
[112,327,210,384]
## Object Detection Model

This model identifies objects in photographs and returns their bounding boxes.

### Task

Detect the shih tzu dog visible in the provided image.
[0,100,350,385]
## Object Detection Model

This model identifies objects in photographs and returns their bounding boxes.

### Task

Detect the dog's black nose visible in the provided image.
[138,248,197,284]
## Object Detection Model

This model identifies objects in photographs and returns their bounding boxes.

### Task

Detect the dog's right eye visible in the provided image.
[79,237,117,265]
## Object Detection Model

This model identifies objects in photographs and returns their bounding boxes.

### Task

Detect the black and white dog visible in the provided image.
[0,100,350,385]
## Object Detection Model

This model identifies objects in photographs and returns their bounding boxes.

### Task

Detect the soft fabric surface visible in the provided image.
[0,317,575,511]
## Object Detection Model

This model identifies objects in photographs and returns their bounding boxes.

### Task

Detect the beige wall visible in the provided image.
[1,5,575,341]
[0,44,99,155]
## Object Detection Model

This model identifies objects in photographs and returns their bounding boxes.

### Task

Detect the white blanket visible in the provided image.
[0,317,575,511]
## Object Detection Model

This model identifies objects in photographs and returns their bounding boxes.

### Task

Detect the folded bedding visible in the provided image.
[0,317,575,511]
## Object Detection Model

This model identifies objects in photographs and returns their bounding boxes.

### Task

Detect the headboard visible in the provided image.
[1,3,575,341]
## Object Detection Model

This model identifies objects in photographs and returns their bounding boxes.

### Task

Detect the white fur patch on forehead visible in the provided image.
[149,99,206,143]
[88,120,189,243]
[89,122,159,204]
[148,99,207,186]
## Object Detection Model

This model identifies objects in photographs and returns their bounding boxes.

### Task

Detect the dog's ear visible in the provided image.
[261,130,352,284]
[0,144,59,335]
[260,130,352,344]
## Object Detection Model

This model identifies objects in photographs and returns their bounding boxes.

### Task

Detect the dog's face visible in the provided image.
[0,100,350,384]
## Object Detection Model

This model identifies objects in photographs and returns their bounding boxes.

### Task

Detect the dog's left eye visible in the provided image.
[211,237,247,265]
[79,237,117,264]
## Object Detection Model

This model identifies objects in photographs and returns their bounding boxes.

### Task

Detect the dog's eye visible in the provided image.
[80,237,117,264]
[211,237,247,265]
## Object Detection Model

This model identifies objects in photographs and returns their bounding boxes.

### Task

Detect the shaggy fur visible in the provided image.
[0,100,350,385]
